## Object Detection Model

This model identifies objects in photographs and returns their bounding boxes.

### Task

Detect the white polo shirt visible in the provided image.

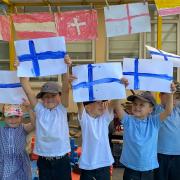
[34,102,71,157]
[79,109,114,170]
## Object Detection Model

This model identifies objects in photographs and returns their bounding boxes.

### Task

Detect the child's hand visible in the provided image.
[64,54,72,67]
[14,60,19,68]
[120,77,129,87]
[22,98,31,111]
[102,100,109,109]
[68,74,77,83]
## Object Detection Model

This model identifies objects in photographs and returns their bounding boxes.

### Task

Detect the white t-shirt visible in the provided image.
[78,108,114,170]
[34,102,71,156]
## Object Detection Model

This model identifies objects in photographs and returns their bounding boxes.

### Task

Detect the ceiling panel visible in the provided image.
[0,0,155,6]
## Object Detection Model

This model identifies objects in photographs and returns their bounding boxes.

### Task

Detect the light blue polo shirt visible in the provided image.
[120,113,161,171]
[154,104,180,155]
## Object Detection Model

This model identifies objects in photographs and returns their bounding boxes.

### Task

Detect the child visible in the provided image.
[76,78,128,180]
[0,103,35,180]
[154,82,180,180]
[19,55,72,180]
[116,87,175,180]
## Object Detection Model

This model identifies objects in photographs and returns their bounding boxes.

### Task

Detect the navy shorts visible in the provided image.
[37,154,72,180]
[154,153,180,180]
[80,166,110,180]
[123,167,154,180]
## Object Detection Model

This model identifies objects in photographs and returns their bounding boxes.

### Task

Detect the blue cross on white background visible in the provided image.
[123,58,173,92]
[72,63,126,102]
[18,40,65,76]
[0,83,21,88]
[15,37,67,77]
[146,45,180,67]
[0,71,27,104]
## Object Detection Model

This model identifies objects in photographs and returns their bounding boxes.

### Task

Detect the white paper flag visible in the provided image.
[15,37,67,77]
[146,45,180,67]
[0,71,27,104]
[104,2,151,37]
[72,63,126,102]
[123,58,173,93]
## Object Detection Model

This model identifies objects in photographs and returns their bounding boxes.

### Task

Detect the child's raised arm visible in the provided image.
[77,102,84,120]
[109,100,125,120]
[61,55,72,108]
[160,83,176,121]
[20,77,37,108]
[22,99,36,133]
[108,77,128,120]
[14,60,37,107]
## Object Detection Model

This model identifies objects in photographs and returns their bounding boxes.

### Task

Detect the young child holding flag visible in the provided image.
[117,85,176,180]
[154,82,180,180]
[76,78,128,180]
[18,55,73,180]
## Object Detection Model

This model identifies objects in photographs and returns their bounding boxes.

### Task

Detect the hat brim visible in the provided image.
[36,91,61,99]
[83,100,108,106]
[127,95,152,104]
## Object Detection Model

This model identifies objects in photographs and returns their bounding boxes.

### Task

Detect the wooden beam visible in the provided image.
[1,0,12,5]
[9,5,16,70]
[8,0,155,7]
[157,15,162,49]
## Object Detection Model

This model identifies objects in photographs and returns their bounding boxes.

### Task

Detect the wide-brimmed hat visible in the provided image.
[3,104,23,117]
[36,82,62,99]
[127,91,156,106]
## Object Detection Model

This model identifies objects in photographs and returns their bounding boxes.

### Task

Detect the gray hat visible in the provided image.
[36,82,62,99]
[127,91,156,107]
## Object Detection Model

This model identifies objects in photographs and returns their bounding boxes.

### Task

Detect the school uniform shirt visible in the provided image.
[120,113,161,171]
[34,102,71,157]
[154,104,180,155]
[78,109,114,170]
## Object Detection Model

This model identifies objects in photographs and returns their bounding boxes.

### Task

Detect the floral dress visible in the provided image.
[0,125,32,180]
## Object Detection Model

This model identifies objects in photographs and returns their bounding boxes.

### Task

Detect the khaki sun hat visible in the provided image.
[36,82,62,99]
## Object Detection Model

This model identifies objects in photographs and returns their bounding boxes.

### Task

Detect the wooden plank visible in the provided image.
[4,0,155,6]
[1,0,12,5]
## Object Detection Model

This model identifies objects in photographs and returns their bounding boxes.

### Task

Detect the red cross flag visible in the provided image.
[55,10,98,41]
[104,2,151,37]
[0,15,10,41]
[12,13,57,39]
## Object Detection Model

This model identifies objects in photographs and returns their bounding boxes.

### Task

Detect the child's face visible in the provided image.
[5,116,22,128]
[173,93,180,106]
[160,93,180,107]
[85,101,107,118]
[132,98,153,119]
[42,93,61,109]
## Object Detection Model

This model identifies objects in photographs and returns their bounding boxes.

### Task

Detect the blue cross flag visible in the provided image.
[123,58,173,93]
[0,71,27,104]
[15,37,67,77]
[146,45,180,67]
[72,63,126,102]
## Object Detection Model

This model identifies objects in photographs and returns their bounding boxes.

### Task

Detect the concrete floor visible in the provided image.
[112,168,124,180]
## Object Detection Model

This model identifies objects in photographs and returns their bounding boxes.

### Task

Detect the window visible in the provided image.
[107,34,140,62]
[0,41,9,70]
[145,21,178,80]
